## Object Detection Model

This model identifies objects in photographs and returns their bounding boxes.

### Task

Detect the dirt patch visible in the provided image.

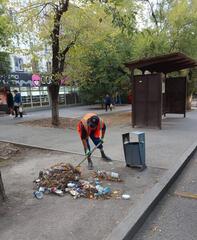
[19,112,132,129]
[0,142,36,167]
[19,117,79,129]
[0,142,20,163]
[101,112,131,127]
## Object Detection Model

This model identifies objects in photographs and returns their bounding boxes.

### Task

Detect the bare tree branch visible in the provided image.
[17,1,58,14]
[51,0,70,74]
[17,3,45,14]
[137,0,158,27]
[144,0,158,27]
[59,0,69,14]
[59,32,79,72]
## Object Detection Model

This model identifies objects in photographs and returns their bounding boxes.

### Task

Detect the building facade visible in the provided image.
[0,55,80,112]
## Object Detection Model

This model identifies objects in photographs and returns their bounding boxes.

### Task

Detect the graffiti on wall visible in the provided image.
[32,74,41,87]
[0,72,69,87]
[0,72,33,87]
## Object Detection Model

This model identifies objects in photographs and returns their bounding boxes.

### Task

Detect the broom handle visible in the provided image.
[76,141,102,168]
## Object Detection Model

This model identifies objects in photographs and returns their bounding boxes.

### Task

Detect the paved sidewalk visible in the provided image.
[0,105,197,240]
[0,105,197,169]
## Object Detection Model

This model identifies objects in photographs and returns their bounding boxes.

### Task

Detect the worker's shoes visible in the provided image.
[100,150,112,162]
[87,158,94,170]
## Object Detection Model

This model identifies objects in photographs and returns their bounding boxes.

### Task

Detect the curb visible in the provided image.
[0,139,121,162]
[105,141,197,240]
[0,139,85,156]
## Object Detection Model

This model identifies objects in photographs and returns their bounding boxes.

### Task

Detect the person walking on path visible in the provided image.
[104,94,112,112]
[6,89,14,116]
[77,113,112,170]
[13,90,23,118]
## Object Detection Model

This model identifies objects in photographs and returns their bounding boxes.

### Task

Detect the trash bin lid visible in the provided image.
[132,131,144,135]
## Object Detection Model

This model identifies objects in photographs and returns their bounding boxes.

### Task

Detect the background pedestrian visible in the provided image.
[104,94,112,112]
[13,90,23,118]
[6,89,14,116]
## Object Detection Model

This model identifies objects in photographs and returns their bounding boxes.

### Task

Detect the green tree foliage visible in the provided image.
[9,0,196,113]
[14,0,137,124]
[66,0,137,103]
[132,29,170,58]
[15,0,84,125]
[164,0,197,104]
[132,0,197,109]
[0,1,15,77]
[0,0,14,47]
[0,52,11,75]
[166,0,197,57]
[68,33,132,104]
[133,0,197,59]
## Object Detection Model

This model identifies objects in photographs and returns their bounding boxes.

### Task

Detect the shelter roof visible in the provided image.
[125,52,197,74]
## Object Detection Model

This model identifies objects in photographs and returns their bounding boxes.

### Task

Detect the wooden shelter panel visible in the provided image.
[133,74,162,128]
[164,77,186,115]
[133,75,147,126]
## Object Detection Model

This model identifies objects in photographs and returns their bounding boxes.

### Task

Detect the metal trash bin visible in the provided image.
[122,131,146,170]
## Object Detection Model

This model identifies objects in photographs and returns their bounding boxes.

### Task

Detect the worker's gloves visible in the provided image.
[85,149,91,157]
[100,137,104,144]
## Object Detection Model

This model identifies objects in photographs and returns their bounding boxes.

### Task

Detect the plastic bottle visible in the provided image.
[69,189,80,199]
[54,189,64,196]
[38,187,45,192]
[96,185,104,194]
[34,191,44,199]
[122,194,130,200]
[97,170,119,179]
[102,186,111,195]
[95,179,100,185]
[67,182,76,188]
[106,171,119,179]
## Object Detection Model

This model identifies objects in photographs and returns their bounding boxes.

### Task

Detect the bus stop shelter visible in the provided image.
[125,52,197,129]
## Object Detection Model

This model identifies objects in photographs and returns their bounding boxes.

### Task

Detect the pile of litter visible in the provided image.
[35,163,81,189]
[33,163,129,200]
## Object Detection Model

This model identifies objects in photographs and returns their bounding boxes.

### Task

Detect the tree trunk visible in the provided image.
[0,171,6,202]
[186,94,192,110]
[48,84,60,126]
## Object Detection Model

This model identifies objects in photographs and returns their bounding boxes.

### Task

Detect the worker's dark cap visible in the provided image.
[87,115,99,128]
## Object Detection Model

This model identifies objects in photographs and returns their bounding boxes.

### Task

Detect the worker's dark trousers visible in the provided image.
[86,133,103,151]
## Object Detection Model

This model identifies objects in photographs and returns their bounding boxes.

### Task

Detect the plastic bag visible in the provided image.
[19,106,23,113]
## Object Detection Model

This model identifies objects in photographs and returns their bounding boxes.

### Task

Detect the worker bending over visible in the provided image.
[77,113,112,170]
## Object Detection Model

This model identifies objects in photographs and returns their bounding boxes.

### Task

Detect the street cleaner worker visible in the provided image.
[77,113,112,170]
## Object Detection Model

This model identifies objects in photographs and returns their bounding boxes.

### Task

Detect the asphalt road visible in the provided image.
[133,151,197,240]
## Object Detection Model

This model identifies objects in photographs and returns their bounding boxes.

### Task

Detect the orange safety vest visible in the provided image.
[77,113,104,138]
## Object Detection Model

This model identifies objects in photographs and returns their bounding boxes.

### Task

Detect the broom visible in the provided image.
[76,141,102,170]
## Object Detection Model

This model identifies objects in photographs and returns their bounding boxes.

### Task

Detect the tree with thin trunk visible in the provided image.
[48,0,72,126]
[17,0,77,126]
[15,0,137,126]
